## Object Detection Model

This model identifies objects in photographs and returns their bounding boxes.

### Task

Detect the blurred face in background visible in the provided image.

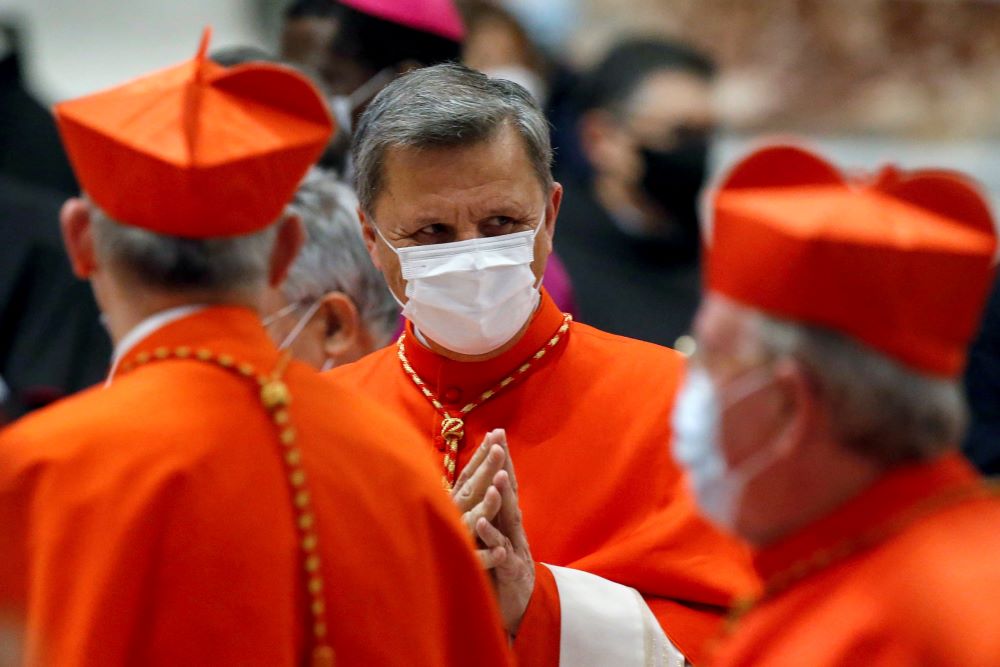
[281,15,374,95]
[581,68,715,241]
[461,1,549,106]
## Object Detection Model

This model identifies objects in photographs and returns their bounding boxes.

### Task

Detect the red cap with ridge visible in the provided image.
[340,0,465,41]
[706,144,997,377]
[54,28,334,239]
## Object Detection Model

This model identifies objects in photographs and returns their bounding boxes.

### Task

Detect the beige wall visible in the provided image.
[0,0,265,102]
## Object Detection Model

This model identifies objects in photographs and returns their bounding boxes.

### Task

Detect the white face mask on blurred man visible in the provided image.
[671,365,790,532]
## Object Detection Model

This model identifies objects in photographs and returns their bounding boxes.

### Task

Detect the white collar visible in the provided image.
[105,304,207,385]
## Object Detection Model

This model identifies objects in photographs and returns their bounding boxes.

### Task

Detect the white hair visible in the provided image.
[90,204,279,295]
[752,313,967,465]
[284,168,399,345]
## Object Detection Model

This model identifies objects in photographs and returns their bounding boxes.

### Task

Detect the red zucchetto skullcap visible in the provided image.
[54,28,334,239]
[706,144,997,377]
[340,0,465,41]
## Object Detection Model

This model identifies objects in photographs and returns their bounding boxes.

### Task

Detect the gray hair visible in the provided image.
[90,205,279,295]
[752,314,966,465]
[352,62,554,215]
[284,168,400,345]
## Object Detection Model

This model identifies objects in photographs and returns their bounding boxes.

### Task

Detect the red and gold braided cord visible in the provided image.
[396,313,572,490]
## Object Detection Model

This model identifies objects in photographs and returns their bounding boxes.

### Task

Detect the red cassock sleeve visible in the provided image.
[512,563,561,665]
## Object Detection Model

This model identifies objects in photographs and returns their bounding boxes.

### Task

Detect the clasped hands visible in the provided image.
[451,429,535,638]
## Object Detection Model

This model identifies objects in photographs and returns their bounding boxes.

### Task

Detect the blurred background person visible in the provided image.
[0,177,110,419]
[262,167,399,370]
[676,143,1000,666]
[460,0,551,107]
[0,20,75,194]
[554,37,715,348]
[0,17,109,421]
[279,0,464,172]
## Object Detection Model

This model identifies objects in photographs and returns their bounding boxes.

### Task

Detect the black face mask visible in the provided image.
[638,137,709,245]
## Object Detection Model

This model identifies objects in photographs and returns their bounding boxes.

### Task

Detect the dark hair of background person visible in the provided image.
[284,0,461,77]
[210,44,285,68]
[577,37,716,115]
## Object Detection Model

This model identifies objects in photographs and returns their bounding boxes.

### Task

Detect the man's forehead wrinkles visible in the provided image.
[378,184,531,215]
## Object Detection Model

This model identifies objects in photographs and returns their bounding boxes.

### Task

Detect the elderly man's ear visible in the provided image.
[60,198,98,279]
[546,182,563,239]
[269,213,306,288]
[770,357,827,456]
[357,208,382,269]
[320,292,372,366]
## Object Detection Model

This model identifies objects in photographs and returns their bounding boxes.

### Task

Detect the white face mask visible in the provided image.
[263,298,323,351]
[670,365,786,532]
[376,215,546,355]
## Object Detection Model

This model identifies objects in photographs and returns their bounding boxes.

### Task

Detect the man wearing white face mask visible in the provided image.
[674,144,1000,666]
[328,63,757,667]
[261,167,399,371]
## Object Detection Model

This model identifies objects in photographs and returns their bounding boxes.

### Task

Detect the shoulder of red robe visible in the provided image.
[53,27,335,239]
[704,142,998,378]
[339,0,465,41]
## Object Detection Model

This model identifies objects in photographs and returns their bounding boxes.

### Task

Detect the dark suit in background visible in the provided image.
[0,30,110,420]
[963,276,1000,476]
[0,179,110,420]
[554,179,700,349]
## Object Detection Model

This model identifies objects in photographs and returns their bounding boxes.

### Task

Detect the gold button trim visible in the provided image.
[113,345,335,663]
